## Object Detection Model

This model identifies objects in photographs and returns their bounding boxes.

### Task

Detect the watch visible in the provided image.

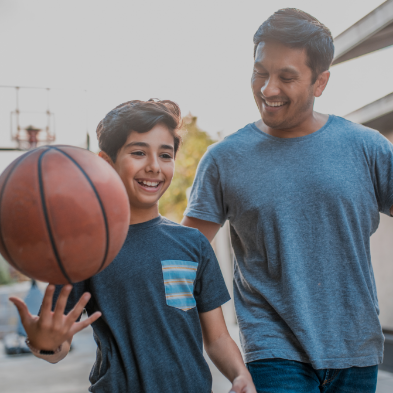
[25,338,62,356]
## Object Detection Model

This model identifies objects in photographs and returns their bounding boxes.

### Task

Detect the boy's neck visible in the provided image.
[129,204,160,225]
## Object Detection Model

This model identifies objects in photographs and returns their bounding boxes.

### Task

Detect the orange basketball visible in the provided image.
[0,145,130,284]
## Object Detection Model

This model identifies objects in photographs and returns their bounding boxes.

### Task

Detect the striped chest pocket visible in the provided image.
[161,260,198,311]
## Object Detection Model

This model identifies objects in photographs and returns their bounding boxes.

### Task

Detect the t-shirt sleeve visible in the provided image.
[194,234,230,313]
[50,281,88,321]
[372,133,393,216]
[184,149,227,225]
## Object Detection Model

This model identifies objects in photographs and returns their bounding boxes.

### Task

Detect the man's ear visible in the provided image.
[314,70,330,98]
[98,151,115,167]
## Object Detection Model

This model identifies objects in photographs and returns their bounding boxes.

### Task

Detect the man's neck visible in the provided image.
[256,111,329,139]
[129,204,159,225]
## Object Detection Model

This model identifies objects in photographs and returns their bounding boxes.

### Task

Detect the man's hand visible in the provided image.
[229,374,257,393]
[9,284,101,352]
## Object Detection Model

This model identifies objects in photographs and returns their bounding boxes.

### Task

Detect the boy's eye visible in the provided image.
[131,151,145,156]
[161,153,173,159]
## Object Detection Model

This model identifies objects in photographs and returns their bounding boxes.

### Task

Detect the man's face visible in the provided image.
[112,124,175,210]
[251,41,317,130]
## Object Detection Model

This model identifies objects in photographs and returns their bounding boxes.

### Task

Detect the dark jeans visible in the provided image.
[247,358,378,393]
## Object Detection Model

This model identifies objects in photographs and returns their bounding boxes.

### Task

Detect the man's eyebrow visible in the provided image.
[254,62,266,70]
[279,67,300,75]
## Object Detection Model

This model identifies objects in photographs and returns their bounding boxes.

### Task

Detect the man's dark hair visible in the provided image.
[253,8,334,83]
[96,99,182,162]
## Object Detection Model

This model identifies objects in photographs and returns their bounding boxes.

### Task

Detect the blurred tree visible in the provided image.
[159,114,216,223]
[0,254,12,285]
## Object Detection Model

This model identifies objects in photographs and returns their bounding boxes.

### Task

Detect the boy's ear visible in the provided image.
[98,151,115,167]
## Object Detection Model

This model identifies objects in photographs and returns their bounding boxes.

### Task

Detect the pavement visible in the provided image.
[0,323,392,393]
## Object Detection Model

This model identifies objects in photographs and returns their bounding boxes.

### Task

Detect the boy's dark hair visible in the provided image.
[97,99,182,162]
[253,8,334,84]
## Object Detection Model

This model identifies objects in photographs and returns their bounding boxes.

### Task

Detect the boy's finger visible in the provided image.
[40,284,56,317]
[53,285,73,321]
[65,292,91,325]
[70,311,102,336]
[9,297,33,325]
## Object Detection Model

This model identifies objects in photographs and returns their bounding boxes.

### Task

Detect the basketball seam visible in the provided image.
[51,146,110,275]
[38,149,73,284]
[0,149,39,274]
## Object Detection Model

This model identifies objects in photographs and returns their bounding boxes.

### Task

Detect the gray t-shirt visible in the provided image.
[53,216,230,392]
[184,115,393,369]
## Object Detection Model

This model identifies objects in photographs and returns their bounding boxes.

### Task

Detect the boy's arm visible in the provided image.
[10,284,101,364]
[199,307,256,393]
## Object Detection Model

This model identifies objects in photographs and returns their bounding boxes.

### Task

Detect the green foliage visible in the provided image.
[159,114,215,223]
[0,254,12,285]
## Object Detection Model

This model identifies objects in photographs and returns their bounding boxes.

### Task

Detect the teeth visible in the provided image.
[265,101,285,107]
[141,180,159,186]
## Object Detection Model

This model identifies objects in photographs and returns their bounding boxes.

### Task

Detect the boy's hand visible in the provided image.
[9,284,101,351]
[229,374,257,393]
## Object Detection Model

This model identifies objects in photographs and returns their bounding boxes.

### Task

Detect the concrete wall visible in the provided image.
[212,222,236,325]
[371,130,393,331]
[371,214,393,330]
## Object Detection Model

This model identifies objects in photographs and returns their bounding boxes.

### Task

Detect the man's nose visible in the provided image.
[260,76,280,98]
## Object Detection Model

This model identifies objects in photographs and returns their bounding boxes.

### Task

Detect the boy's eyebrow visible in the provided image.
[160,144,174,151]
[124,141,174,150]
[124,141,149,149]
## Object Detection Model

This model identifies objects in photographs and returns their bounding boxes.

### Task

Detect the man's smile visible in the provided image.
[262,97,289,112]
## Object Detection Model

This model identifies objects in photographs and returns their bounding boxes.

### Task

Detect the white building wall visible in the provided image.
[212,222,236,325]
[371,213,393,330]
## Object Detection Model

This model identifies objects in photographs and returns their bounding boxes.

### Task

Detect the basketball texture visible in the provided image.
[0,145,130,284]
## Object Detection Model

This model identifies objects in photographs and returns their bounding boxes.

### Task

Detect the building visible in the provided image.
[334,0,393,372]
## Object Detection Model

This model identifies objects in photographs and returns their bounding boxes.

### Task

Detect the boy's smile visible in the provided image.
[135,178,163,192]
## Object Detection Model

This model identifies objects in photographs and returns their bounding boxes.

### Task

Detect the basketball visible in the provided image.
[0,145,130,284]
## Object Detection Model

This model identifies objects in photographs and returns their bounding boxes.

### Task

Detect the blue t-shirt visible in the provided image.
[53,216,230,392]
[184,115,393,369]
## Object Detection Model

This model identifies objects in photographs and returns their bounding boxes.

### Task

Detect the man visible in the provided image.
[182,8,393,393]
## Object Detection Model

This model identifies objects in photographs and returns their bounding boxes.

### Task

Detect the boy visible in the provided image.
[10,99,256,393]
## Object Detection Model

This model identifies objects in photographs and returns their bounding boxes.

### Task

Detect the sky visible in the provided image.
[0,0,391,160]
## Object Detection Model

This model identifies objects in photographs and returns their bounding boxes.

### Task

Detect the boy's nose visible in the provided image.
[146,157,161,173]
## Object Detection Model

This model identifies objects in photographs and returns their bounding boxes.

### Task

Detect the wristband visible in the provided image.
[25,338,62,356]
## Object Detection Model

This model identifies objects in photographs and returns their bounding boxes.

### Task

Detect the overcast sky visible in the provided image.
[0,0,391,156]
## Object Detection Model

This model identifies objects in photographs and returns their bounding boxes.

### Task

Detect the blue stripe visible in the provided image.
[164,283,194,294]
[162,270,196,281]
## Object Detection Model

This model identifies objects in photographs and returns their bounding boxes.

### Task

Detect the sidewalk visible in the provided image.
[0,323,392,392]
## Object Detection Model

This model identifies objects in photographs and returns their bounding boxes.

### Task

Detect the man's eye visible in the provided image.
[257,73,268,78]
[131,151,145,156]
[281,77,293,82]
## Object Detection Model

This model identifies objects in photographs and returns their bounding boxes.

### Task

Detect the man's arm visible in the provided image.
[199,307,256,393]
[390,205,393,216]
[181,216,221,243]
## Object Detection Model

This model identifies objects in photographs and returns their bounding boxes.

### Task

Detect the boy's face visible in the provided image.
[110,124,175,211]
